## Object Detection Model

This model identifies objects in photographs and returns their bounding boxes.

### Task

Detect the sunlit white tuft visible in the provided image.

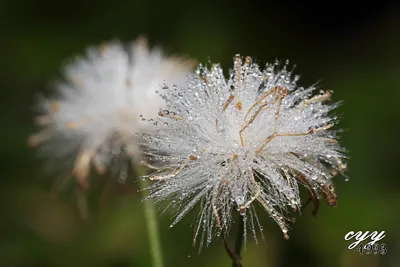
[29,37,195,187]
[140,55,346,248]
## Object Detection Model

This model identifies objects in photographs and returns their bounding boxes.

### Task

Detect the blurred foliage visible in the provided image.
[1,0,400,266]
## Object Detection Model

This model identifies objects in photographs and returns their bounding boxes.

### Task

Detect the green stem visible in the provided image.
[137,166,164,267]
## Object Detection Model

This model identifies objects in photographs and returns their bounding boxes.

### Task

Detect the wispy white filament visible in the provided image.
[29,37,194,187]
[140,55,346,247]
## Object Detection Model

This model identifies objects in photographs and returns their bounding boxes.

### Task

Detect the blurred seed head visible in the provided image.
[29,37,195,188]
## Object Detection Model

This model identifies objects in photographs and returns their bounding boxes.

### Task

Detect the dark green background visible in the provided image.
[1,0,399,266]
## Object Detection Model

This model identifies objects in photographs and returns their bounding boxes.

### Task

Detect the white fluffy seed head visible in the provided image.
[29,37,195,187]
[140,55,346,247]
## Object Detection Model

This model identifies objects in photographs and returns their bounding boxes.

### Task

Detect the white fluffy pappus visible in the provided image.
[139,55,347,248]
[29,37,195,188]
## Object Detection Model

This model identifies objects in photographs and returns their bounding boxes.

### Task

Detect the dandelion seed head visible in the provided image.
[140,55,346,247]
[29,37,195,187]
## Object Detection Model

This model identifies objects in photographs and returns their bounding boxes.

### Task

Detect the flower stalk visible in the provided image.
[137,165,164,267]
[233,218,244,267]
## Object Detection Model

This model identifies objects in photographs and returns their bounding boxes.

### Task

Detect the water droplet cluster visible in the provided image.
[139,55,346,248]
